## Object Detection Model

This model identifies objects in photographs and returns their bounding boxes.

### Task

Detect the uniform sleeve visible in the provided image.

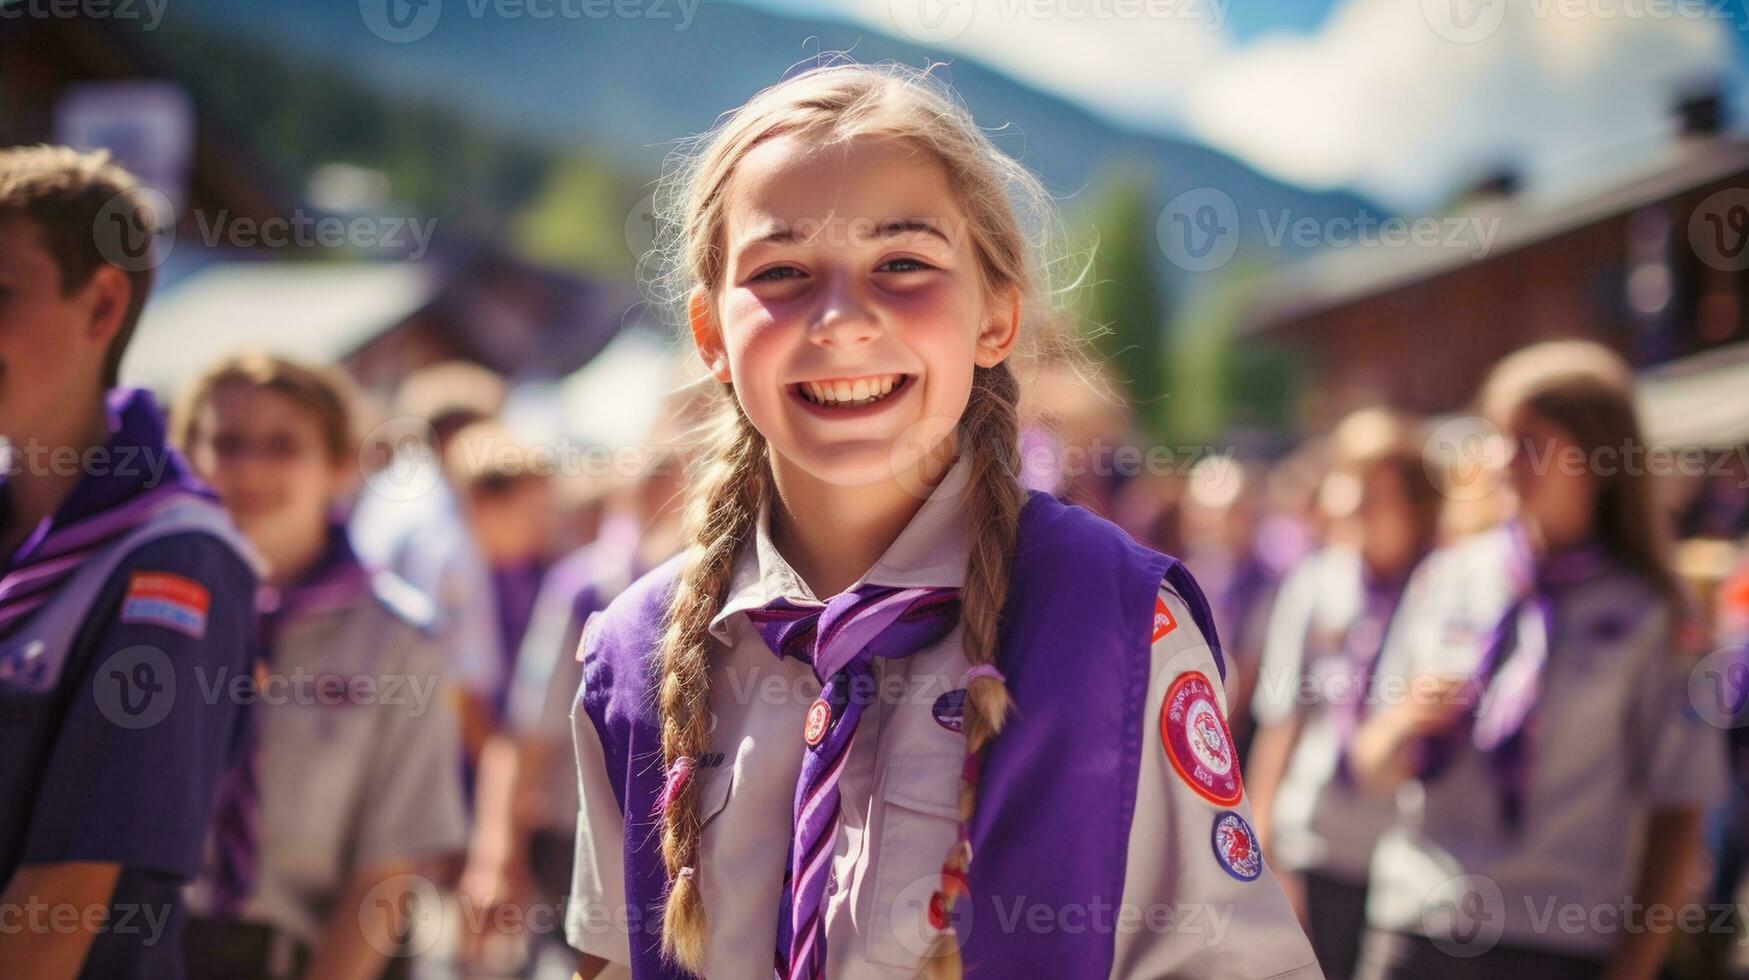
[507,570,587,739]
[352,624,470,869]
[1251,557,1319,727]
[565,649,633,966]
[1108,583,1320,980]
[1627,610,1729,810]
[20,534,256,878]
[435,543,505,699]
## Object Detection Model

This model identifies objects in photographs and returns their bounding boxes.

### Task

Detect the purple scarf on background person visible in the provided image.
[1416,523,1611,829]
[204,521,373,917]
[1330,563,1409,784]
[0,388,216,638]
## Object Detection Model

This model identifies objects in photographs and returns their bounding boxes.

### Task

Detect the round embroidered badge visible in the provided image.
[1161,670,1242,806]
[932,688,967,733]
[1210,810,1263,882]
[804,698,832,746]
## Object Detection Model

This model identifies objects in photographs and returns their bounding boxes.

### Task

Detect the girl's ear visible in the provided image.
[974,287,1021,368]
[689,288,732,383]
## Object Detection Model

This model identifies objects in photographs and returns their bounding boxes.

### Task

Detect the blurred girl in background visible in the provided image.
[1349,341,1726,980]
[1247,408,1443,979]
[176,353,468,980]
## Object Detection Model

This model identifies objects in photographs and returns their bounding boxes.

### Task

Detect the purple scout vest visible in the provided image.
[576,489,1223,978]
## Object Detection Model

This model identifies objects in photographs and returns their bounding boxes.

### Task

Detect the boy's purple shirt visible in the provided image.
[0,387,257,980]
[577,489,1222,978]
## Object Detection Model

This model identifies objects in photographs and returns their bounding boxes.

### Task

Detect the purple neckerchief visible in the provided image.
[0,387,215,638]
[1330,560,1410,785]
[577,488,1222,978]
[206,521,372,917]
[745,585,962,979]
[1417,524,1611,829]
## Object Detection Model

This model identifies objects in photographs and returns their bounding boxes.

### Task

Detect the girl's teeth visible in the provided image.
[799,375,904,407]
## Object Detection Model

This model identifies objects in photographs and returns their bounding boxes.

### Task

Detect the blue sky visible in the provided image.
[743,0,1749,211]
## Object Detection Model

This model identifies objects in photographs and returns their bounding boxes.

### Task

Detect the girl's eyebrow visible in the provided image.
[733,217,954,255]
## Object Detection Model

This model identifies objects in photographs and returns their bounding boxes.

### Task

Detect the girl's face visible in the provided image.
[1507,410,1597,549]
[185,383,347,550]
[1355,464,1423,574]
[696,134,1017,489]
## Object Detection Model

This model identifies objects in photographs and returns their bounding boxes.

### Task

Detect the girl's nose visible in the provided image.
[808,275,880,347]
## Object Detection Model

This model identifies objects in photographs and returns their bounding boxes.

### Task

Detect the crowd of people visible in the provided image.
[3,59,1749,980]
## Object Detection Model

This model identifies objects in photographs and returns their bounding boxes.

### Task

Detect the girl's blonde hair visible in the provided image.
[1479,340,1680,603]
[648,61,1073,976]
[171,351,361,464]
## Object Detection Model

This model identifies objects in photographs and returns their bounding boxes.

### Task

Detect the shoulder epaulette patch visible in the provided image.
[121,571,210,639]
[1152,593,1178,643]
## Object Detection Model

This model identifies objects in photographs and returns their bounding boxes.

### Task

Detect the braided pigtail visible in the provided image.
[921,363,1025,978]
[655,400,771,972]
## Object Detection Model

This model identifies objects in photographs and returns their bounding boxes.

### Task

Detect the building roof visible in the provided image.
[122,261,437,396]
[1245,136,1749,336]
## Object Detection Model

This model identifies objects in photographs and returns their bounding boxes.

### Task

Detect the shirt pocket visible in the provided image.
[696,762,735,827]
[865,754,963,969]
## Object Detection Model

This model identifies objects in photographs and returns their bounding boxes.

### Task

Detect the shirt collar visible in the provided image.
[707,452,974,645]
[1,387,210,568]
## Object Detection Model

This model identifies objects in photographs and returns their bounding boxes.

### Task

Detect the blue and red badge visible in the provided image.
[932,688,967,732]
[1161,670,1242,807]
[1210,810,1263,882]
[120,571,210,639]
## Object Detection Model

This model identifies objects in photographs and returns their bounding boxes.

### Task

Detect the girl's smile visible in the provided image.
[788,372,915,415]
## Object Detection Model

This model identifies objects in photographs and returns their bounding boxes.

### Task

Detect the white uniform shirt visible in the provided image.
[1252,546,1402,881]
[188,574,470,944]
[569,457,1318,978]
[1364,526,1728,958]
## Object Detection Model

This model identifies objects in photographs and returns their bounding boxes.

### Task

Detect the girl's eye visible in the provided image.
[750,265,803,283]
[878,257,934,274]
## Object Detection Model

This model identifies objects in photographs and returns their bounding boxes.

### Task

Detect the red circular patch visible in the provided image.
[1160,671,1243,806]
[803,698,831,746]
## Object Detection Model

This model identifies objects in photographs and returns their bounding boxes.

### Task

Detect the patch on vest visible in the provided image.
[932,688,967,732]
[1161,670,1242,806]
[1210,810,1262,882]
[120,572,210,639]
[1152,594,1178,642]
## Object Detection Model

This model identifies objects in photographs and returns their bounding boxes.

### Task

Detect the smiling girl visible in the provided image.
[565,64,1318,979]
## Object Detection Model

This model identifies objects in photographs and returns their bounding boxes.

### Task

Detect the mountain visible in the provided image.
[130,0,1383,299]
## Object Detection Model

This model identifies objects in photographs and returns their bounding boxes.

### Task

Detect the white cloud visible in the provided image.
[830,0,1745,209]
[1182,0,1739,207]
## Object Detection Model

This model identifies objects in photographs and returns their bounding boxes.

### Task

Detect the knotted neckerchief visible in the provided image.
[0,388,214,638]
[205,521,373,916]
[743,584,962,980]
[1329,561,1409,784]
[1417,524,1609,829]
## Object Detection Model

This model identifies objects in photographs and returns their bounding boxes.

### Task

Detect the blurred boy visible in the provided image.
[0,146,257,979]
